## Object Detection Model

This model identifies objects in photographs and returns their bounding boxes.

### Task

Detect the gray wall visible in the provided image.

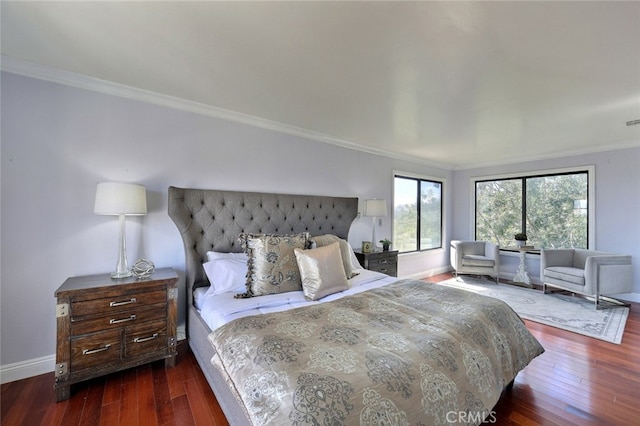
[0,72,451,373]
[452,148,640,296]
[2,70,638,380]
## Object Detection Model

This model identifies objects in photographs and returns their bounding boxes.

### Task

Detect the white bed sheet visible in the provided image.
[195,269,397,332]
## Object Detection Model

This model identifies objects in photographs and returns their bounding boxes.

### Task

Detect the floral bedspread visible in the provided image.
[208,279,544,425]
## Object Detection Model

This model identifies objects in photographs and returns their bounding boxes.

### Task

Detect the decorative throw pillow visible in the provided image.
[202,252,249,296]
[310,234,358,278]
[236,233,309,298]
[294,242,349,301]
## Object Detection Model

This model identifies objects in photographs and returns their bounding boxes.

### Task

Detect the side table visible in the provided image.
[54,268,178,401]
[354,249,398,277]
[507,247,540,288]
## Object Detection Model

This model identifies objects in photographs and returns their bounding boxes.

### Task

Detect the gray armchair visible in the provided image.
[450,240,500,283]
[541,249,633,309]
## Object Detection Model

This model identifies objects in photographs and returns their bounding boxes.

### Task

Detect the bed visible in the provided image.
[168,186,544,425]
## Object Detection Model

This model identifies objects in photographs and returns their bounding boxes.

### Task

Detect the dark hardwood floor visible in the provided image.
[2,272,639,425]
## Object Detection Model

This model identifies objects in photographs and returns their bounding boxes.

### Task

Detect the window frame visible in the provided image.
[470,165,595,250]
[393,171,445,254]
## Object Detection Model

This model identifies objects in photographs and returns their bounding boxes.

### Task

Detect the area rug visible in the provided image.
[438,277,629,344]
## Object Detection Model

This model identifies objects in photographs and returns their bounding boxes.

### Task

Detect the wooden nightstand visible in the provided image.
[354,249,398,277]
[54,268,178,402]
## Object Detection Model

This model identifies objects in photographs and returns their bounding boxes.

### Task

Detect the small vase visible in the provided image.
[382,244,390,251]
[515,240,526,248]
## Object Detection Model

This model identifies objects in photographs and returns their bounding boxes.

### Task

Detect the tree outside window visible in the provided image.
[475,171,589,249]
[394,175,443,253]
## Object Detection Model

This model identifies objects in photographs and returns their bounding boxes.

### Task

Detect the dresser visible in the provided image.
[354,249,398,277]
[54,268,178,401]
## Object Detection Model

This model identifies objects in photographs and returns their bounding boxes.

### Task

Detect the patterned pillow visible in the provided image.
[236,233,309,298]
[294,242,349,301]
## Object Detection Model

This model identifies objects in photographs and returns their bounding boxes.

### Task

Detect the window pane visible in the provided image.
[526,173,588,248]
[420,180,442,249]
[475,171,589,250]
[393,177,418,252]
[394,175,444,253]
[476,179,522,246]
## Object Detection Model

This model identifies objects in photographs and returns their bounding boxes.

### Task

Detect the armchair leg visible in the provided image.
[590,295,630,310]
[542,282,629,310]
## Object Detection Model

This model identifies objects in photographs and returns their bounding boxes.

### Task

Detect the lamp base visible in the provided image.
[111,270,132,279]
[111,214,132,279]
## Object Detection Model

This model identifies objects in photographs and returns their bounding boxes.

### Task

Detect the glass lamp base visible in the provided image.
[111,214,132,279]
[111,270,132,279]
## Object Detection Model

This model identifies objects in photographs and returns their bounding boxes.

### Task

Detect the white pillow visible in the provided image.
[203,252,249,296]
[294,242,349,301]
[206,251,248,262]
[348,245,364,272]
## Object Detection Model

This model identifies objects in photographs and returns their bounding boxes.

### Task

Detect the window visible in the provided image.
[474,168,592,249]
[393,174,443,253]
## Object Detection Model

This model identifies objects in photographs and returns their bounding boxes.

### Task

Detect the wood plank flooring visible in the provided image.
[2,272,639,425]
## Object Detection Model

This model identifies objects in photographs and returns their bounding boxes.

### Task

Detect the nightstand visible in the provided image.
[354,249,398,277]
[54,268,178,401]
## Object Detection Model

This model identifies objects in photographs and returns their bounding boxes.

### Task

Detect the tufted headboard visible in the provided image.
[167,186,358,299]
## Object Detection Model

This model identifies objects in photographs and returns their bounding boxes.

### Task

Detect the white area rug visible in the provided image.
[438,277,629,344]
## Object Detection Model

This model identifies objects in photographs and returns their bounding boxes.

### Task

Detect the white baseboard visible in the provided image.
[177,324,186,341]
[0,325,187,384]
[609,293,640,303]
[400,266,452,281]
[0,354,55,384]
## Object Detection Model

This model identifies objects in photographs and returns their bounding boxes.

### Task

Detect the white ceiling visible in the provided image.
[2,1,639,169]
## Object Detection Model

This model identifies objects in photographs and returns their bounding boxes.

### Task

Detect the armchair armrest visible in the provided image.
[450,241,464,268]
[484,242,499,260]
[584,255,633,295]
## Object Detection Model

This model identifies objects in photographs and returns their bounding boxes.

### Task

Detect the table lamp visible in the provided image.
[94,182,147,278]
[363,198,387,249]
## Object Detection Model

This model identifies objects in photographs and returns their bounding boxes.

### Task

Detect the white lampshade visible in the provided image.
[94,182,147,279]
[94,182,147,216]
[363,199,387,217]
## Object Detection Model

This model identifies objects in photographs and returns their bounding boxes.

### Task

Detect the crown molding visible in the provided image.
[452,140,640,171]
[4,55,636,173]
[0,55,452,170]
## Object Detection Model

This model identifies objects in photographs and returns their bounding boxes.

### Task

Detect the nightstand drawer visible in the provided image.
[125,320,167,358]
[70,329,121,370]
[368,257,396,268]
[354,250,398,277]
[70,304,167,336]
[369,262,397,276]
[71,289,167,317]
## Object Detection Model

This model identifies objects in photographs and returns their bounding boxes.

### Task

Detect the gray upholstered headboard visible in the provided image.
[167,186,358,297]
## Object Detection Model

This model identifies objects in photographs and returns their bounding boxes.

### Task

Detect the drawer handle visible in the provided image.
[110,298,137,307]
[379,268,388,272]
[82,344,112,355]
[110,315,136,324]
[380,260,388,264]
[134,333,159,343]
